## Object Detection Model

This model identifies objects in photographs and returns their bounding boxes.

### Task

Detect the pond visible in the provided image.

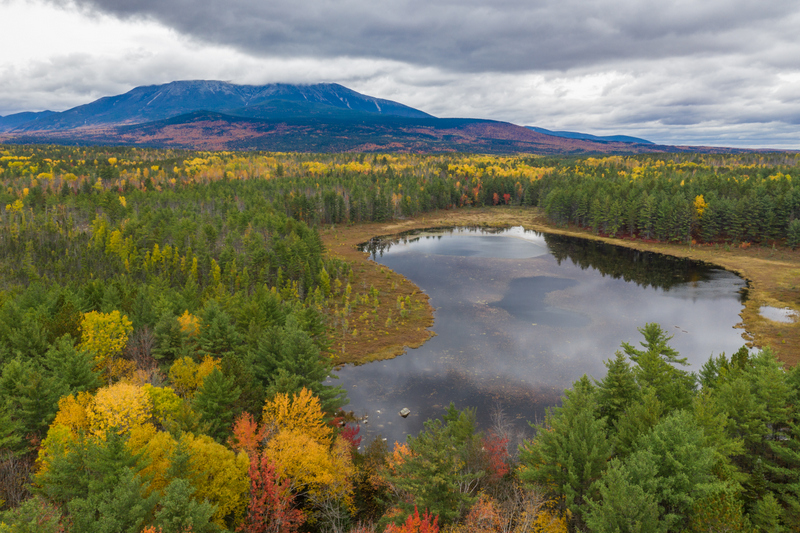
[330,226,748,446]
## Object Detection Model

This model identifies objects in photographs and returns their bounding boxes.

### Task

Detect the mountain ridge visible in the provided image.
[1,80,433,132]
[525,126,653,145]
[0,80,758,154]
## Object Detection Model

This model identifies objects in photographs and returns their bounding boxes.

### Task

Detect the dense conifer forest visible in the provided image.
[0,145,799,532]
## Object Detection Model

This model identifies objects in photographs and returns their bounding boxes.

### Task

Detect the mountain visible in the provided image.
[0,80,751,154]
[525,126,653,145]
[0,110,57,132]
[7,81,432,132]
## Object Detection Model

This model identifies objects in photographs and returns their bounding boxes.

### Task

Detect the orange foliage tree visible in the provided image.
[385,506,439,533]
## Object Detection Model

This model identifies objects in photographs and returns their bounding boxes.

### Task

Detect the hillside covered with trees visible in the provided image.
[0,145,799,532]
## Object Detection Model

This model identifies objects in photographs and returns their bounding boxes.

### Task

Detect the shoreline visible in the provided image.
[320,206,800,367]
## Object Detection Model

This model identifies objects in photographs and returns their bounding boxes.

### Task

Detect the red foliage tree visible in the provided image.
[238,454,305,533]
[385,506,439,533]
[482,432,510,482]
[340,423,362,449]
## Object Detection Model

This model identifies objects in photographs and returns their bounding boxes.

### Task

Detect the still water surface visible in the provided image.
[331,227,747,445]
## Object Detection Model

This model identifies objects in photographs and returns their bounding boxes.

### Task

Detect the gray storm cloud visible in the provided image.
[50,0,795,73]
[3,0,800,147]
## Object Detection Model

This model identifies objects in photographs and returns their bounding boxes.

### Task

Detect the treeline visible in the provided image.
[534,157,800,245]
[365,229,736,294]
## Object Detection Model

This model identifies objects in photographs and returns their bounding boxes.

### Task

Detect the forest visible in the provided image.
[0,144,799,532]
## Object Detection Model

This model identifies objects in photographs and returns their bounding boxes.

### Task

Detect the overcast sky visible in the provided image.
[2,0,800,148]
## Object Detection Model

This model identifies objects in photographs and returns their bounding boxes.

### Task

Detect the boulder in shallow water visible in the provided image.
[399,408,410,418]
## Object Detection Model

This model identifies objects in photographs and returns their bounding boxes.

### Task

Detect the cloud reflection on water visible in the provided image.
[333,228,747,446]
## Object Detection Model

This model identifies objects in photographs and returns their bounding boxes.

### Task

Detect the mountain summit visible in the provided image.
[2,81,433,132]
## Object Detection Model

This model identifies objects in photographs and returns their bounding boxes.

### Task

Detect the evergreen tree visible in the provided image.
[0,357,67,449]
[385,403,484,524]
[622,323,694,413]
[625,411,722,531]
[44,335,101,394]
[612,388,664,458]
[252,315,346,414]
[787,219,800,249]
[596,352,640,426]
[152,311,186,363]
[197,300,242,359]
[193,367,241,442]
[585,458,665,533]
[0,495,64,533]
[519,376,610,528]
[153,478,219,533]
[68,466,159,533]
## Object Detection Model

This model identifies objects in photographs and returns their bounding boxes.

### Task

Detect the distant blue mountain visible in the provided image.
[6,81,433,132]
[0,110,57,132]
[525,126,653,145]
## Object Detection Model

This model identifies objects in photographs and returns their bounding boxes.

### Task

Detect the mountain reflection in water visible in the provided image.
[331,227,747,446]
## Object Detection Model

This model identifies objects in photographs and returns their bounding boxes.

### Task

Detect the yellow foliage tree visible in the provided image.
[79,310,133,368]
[694,195,708,219]
[264,428,353,505]
[182,432,249,527]
[127,424,177,495]
[6,199,23,213]
[36,424,76,475]
[87,382,152,437]
[168,356,220,397]
[261,387,332,443]
[142,384,184,426]
[51,392,93,435]
[168,357,198,397]
[177,310,201,337]
[530,500,569,533]
[261,389,353,507]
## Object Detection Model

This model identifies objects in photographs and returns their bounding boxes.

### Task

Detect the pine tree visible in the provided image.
[193,368,241,442]
[628,411,722,530]
[252,316,346,414]
[519,376,610,528]
[585,458,665,533]
[596,352,640,426]
[44,335,101,394]
[153,478,218,533]
[386,404,484,524]
[787,219,800,249]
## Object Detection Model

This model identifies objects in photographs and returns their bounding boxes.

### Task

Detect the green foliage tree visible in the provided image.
[595,351,640,426]
[67,466,158,533]
[44,335,101,394]
[153,478,219,533]
[0,495,63,533]
[0,357,66,451]
[585,458,665,533]
[386,403,484,524]
[193,367,242,442]
[519,376,611,528]
[252,315,346,414]
[629,410,723,530]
